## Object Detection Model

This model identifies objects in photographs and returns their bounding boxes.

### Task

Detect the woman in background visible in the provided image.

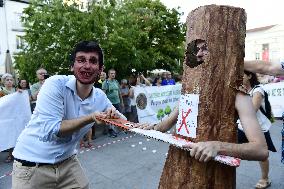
[152,76,162,86]
[238,70,276,189]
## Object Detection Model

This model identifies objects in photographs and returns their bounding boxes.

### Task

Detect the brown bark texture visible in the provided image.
[159,5,246,189]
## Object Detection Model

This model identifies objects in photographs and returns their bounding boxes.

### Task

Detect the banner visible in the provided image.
[263,82,284,117]
[134,84,182,124]
[0,91,31,151]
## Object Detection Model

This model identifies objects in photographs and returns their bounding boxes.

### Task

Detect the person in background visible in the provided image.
[120,79,131,120]
[238,70,276,189]
[18,79,32,102]
[102,69,124,137]
[0,73,16,96]
[137,73,151,86]
[161,72,168,86]
[161,72,176,85]
[94,71,106,89]
[30,68,48,112]
[0,73,16,163]
[244,60,284,166]
[152,76,163,86]
[128,77,139,123]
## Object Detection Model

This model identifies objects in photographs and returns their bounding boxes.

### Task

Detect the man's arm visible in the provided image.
[59,109,116,137]
[244,60,284,76]
[140,74,152,86]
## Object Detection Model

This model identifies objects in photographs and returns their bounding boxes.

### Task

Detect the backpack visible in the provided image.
[253,85,274,123]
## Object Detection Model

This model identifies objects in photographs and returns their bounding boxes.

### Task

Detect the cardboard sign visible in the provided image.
[176,94,199,138]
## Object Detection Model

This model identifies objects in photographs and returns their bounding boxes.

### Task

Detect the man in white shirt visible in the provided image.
[12,41,123,189]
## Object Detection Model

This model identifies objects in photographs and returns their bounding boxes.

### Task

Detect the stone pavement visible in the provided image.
[1,121,283,189]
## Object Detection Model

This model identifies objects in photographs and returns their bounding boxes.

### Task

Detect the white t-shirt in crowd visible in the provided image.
[130,86,136,106]
[237,85,271,132]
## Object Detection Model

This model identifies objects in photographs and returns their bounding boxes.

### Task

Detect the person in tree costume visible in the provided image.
[139,5,268,189]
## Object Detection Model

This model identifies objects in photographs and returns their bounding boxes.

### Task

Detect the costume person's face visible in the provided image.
[196,41,209,64]
[185,39,209,68]
[72,51,101,85]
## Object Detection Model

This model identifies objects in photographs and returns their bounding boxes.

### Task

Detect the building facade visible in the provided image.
[245,24,284,63]
[0,0,29,74]
[1,2,284,75]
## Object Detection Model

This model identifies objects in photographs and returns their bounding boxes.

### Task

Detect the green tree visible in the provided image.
[15,0,185,82]
[15,0,114,82]
[103,0,185,78]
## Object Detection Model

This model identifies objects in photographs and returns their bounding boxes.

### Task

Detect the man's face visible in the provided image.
[167,72,172,79]
[108,70,116,79]
[72,51,101,85]
[196,41,209,63]
[36,69,47,81]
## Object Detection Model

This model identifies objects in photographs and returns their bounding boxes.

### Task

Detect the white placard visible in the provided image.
[262,82,284,117]
[0,91,31,151]
[176,94,199,138]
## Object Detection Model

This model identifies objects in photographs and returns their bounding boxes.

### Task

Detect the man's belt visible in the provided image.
[14,155,74,167]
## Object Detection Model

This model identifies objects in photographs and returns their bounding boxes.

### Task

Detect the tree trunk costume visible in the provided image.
[158,5,246,189]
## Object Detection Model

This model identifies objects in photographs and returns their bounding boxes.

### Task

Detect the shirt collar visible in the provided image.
[65,76,95,103]
[65,76,77,93]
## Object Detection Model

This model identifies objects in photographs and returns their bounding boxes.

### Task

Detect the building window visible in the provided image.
[255,53,260,60]
[12,12,24,32]
[16,35,24,49]
[262,44,269,61]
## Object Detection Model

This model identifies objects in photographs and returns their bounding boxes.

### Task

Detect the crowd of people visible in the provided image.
[0,40,283,189]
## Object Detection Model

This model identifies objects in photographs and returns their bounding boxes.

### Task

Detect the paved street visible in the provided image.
[1,121,283,189]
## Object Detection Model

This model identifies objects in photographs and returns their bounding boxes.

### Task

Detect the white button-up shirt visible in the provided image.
[13,75,113,163]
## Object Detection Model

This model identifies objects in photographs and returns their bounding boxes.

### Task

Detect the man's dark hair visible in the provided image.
[70,40,104,69]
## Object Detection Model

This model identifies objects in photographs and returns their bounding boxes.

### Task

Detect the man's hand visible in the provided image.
[105,107,120,119]
[183,141,220,162]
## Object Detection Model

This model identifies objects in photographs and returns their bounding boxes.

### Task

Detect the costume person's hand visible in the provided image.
[183,141,220,162]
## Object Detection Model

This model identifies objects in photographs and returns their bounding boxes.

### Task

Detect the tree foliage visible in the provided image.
[15,0,185,82]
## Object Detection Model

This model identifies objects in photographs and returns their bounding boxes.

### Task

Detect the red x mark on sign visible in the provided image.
[177,108,192,134]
